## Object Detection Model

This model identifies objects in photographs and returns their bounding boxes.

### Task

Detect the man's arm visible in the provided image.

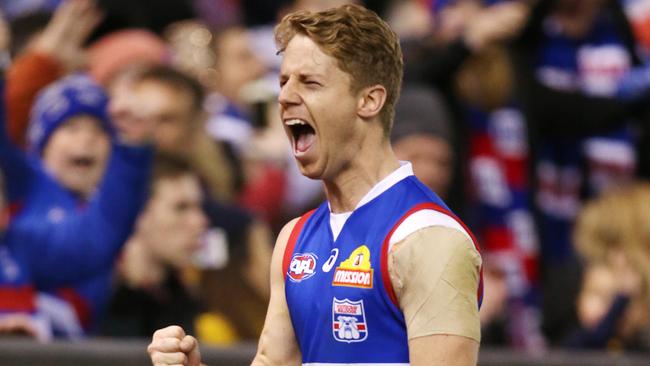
[389,226,482,366]
[409,334,478,365]
[147,218,302,366]
[21,143,153,288]
[0,79,37,204]
[6,0,101,146]
[251,217,301,366]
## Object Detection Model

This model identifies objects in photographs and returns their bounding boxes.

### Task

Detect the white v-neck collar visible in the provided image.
[329,161,414,240]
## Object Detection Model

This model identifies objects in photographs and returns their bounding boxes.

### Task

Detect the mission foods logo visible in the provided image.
[332,245,373,289]
[332,298,368,343]
[288,253,317,282]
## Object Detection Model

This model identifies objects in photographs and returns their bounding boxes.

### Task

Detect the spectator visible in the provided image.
[107,64,275,338]
[101,154,207,338]
[574,183,650,293]
[26,74,112,197]
[454,41,543,350]
[0,73,155,339]
[403,0,529,211]
[109,64,235,202]
[400,0,541,350]
[568,184,650,351]
[3,73,154,336]
[391,84,454,198]
[205,26,267,154]
[202,26,312,225]
[510,0,650,343]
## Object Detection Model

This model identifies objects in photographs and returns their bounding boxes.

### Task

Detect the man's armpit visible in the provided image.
[388,226,481,342]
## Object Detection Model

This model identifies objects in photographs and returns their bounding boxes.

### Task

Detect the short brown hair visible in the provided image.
[137,65,205,113]
[150,153,197,192]
[275,4,403,135]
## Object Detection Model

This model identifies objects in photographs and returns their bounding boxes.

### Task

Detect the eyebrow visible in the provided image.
[280,71,325,80]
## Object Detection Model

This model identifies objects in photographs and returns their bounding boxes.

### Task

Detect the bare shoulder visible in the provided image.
[270,217,301,267]
[389,225,482,343]
[275,217,301,251]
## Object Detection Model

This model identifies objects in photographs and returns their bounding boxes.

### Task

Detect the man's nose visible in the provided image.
[278,79,300,108]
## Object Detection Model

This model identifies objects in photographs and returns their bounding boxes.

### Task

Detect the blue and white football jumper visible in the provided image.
[283,163,482,365]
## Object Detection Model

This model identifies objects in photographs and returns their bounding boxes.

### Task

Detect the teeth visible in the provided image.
[285,119,307,126]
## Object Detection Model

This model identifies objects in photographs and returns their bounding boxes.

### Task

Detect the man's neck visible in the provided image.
[323,140,400,213]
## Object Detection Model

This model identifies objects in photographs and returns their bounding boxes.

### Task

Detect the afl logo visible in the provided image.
[288,253,318,282]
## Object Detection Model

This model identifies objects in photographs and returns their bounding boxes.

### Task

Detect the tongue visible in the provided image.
[296,132,315,153]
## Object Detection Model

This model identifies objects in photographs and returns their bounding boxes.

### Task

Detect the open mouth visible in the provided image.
[286,119,316,154]
[69,156,97,169]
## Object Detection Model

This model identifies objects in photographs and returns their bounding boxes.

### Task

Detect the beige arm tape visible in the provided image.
[388,226,482,342]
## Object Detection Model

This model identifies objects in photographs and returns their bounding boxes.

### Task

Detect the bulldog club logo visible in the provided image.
[332,245,373,289]
[287,253,317,282]
[332,298,368,343]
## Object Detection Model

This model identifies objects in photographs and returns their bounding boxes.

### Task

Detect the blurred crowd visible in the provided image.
[1,0,650,355]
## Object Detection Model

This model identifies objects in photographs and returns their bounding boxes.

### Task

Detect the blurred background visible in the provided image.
[1,0,650,364]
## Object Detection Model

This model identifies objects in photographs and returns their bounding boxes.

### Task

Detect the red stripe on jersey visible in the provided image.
[282,209,316,280]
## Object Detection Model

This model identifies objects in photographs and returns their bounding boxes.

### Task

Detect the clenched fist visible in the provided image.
[148,326,202,366]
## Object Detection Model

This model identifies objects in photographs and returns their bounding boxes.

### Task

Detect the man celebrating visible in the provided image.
[148,4,482,365]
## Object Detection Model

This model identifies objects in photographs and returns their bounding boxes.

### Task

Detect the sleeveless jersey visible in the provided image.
[283,175,483,365]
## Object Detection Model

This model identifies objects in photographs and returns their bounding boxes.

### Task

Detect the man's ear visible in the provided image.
[357,84,387,119]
